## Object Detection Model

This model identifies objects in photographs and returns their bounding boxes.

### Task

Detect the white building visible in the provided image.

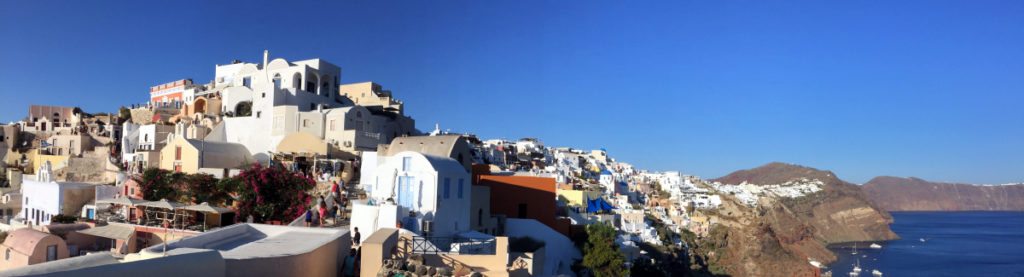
[205,52,414,162]
[599,169,616,195]
[353,151,471,239]
[16,162,95,226]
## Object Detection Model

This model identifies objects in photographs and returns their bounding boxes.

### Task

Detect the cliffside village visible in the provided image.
[0,52,827,277]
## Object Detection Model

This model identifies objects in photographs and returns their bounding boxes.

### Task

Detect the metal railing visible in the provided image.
[409,236,496,255]
[358,131,381,140]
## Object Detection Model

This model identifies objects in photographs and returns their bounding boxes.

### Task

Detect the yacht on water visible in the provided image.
[852,243,858,255]
[870,243,882,249]
[872,269,883,276]
[848,259,863,277]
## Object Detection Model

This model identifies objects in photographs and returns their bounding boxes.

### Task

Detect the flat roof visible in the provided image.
[150,223,347,260]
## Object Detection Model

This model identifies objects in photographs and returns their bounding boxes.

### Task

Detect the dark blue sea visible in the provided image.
[828,211,1024,277]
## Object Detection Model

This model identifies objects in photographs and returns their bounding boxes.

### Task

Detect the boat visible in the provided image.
[852,243,858,255]
[919,238,927,242]
[870,243,882,249]
[848,259,862,276]
[872,269,883,276]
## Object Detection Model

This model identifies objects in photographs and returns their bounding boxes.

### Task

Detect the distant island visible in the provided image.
[862,176,1024,211]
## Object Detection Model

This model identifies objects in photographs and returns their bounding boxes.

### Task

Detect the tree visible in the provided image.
[51,214,78,224]
[233,164,314,223]
[118,106,131,122]
[583,222,630,277]
[135,168,184,201]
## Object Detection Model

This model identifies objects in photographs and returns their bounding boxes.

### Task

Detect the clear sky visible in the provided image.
[1,1,1022,184]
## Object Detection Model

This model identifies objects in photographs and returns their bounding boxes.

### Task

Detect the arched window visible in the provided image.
[322,81,330,97]
[293,73,302,91]
[307,75,319,94]
[273,74,282,91]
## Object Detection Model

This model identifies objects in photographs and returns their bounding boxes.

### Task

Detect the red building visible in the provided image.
[473,171,571,236]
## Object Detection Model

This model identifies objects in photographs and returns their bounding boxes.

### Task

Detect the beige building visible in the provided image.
[379,135,474,172]
[159,136,254,177]
[339,82,404,114]
[0,228,70,270]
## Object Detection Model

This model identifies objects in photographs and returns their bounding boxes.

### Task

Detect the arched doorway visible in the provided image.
[193,98,207,114]
[234,101,252,117]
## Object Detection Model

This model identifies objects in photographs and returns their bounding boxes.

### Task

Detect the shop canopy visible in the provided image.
[135,199,185,210]
[96,196,148,206]
[180,202,234,214]
[276,132,329,156]
[585,194,615,213]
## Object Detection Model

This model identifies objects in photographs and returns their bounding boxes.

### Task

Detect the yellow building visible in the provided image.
[159,136,254,177]
[556,189,604,207]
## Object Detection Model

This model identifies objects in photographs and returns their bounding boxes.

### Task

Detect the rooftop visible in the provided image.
[145,223,347,259]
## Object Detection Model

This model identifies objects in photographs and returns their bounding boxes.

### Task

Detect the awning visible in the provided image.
[96,196,148,206]
[136,199,184,210]
[180,202,234,214]
[276,132,328,155]
[77,224,135,240]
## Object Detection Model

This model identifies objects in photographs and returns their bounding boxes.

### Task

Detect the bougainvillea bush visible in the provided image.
[234,163,314,223]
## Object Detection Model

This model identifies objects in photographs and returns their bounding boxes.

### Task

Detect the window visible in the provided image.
[175,146,182,160]
[262,93,266,98]
[5,249,9,261]
[458,179,464,199]
[478,209,483,227]
[402,157,412,171]
[256,111,261,118]
[303,119,310,127]
[242,77,252,89]
[329,120,336,131]
[444,178,451,199]
[310,103,316,111]
[46,245,57,261]
[307,81,315,92]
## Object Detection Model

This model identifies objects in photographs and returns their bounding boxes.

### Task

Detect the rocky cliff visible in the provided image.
[862,176,1024,211]
[694,162,898,276]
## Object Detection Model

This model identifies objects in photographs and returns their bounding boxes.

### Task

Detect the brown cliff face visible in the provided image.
[702,162,898,276]
[863,176,1024,211]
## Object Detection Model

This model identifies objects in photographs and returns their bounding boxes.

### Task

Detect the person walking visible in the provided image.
[352,227,361,247]
[318,196,327,227]
[304,207,313,227]
[342,248,357,277]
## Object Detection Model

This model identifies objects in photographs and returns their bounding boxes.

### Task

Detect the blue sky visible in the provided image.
[1,1,1022,184]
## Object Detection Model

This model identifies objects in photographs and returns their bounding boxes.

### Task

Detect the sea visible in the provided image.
[827,211,1024,277]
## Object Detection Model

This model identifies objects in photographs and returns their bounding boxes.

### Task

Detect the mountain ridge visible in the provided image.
[863,176,1024,211]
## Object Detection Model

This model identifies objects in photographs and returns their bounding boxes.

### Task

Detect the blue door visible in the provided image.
[87,208,95,219]
[398,176,415,209]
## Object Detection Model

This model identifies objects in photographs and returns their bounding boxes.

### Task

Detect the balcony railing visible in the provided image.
[358,131,381,140]
[408,236,496,255]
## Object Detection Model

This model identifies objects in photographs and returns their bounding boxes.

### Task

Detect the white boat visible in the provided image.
[852,243,858,255]
[872,269,883,276]
[919,238,927,242]
[870,243,882,249]
[853,259,862,273]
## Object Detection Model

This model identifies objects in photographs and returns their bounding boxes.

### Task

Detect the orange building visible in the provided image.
[150,79,193,105]
[474,172,571,236]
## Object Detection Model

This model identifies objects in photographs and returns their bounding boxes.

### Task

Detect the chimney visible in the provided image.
[263,50,269,68]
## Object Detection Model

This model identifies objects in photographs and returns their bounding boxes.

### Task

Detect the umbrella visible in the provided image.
[135,199,184,210]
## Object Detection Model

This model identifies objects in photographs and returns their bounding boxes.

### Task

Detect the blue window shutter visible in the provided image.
[458,179,464,199]
[444,178,451,199]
